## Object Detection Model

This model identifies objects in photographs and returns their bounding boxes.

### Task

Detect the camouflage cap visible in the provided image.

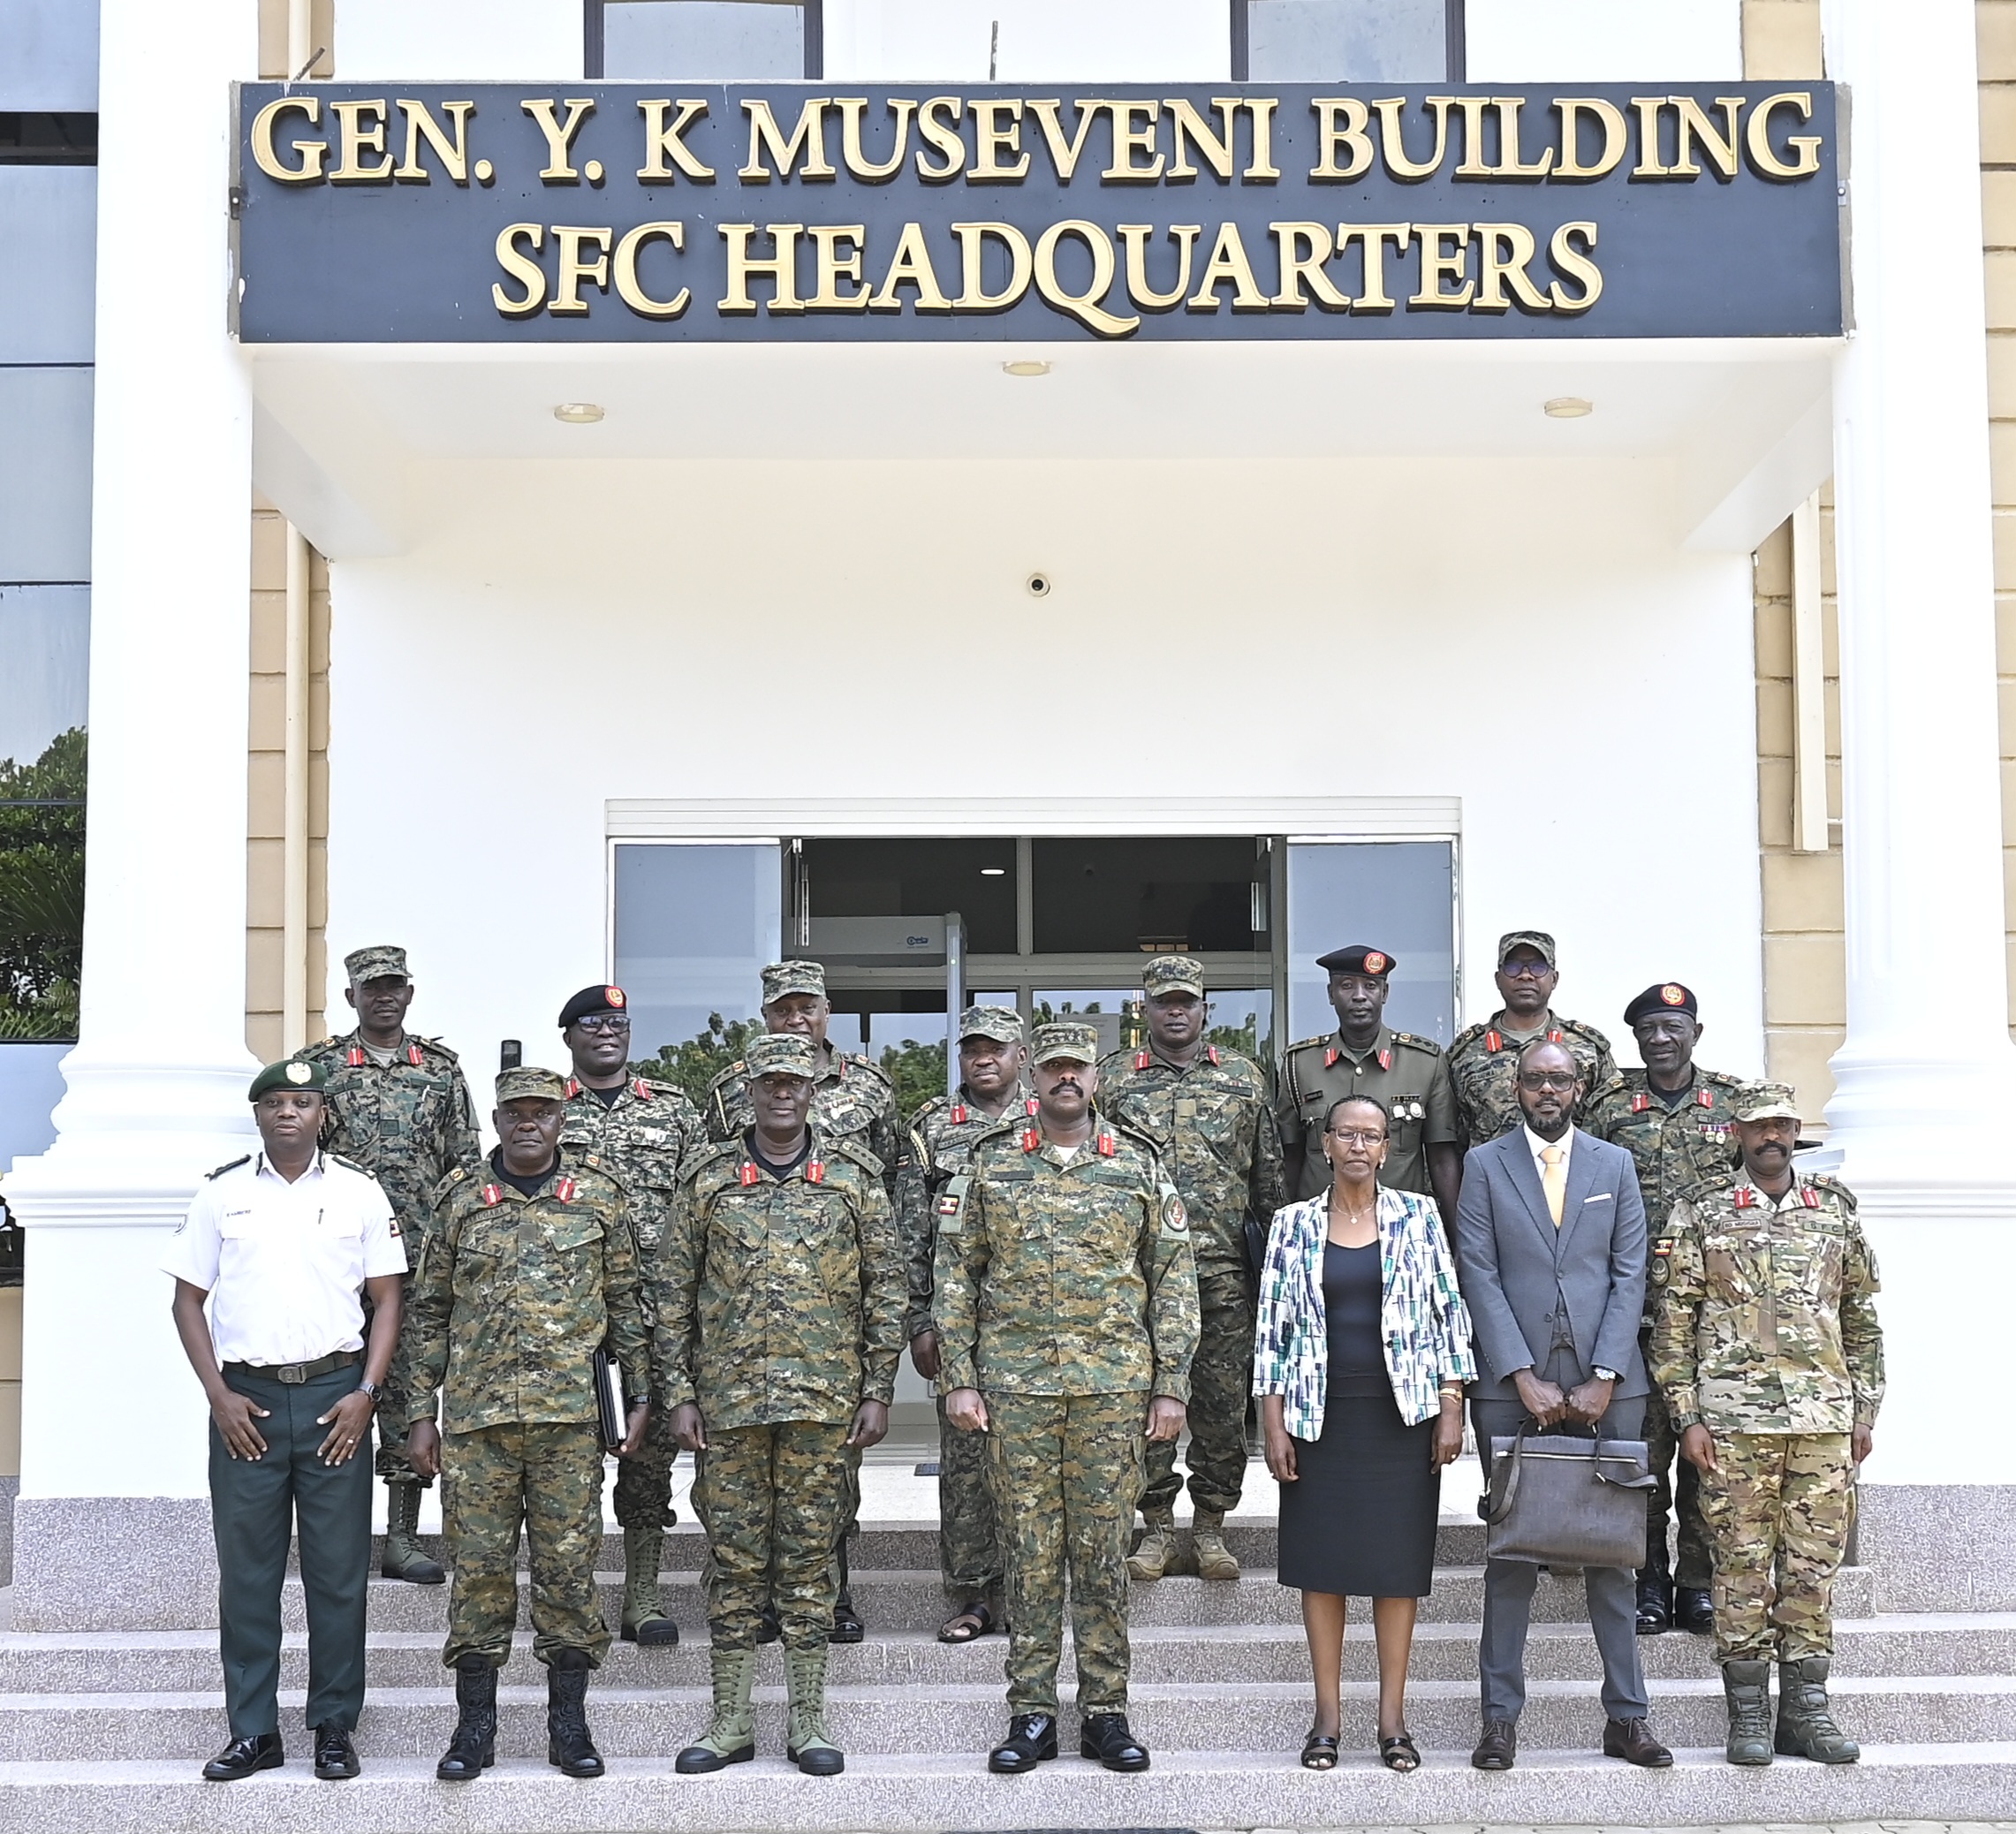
[495,1065,567,1106]
[761,959,827,1004]
[1733,1081,1802,1124]
[1030,1020,1100,1066]
[344,944,409,984]
[1141,954,1205,998]
[1497,929,1557,968]
[249,1058,326,1101]
[745,1032,816,1080]
[959,1004,1025,1044]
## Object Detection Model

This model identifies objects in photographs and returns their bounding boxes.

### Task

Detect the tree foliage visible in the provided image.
[0,727,85,1041]
[629,1011,759,1110]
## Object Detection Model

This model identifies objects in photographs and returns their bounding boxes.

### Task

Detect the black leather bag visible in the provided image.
[1480,1422,1656,1568]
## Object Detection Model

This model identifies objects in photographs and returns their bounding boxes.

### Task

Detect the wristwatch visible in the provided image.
[1592,1366,1620,1384]
[354,1381,382,1402]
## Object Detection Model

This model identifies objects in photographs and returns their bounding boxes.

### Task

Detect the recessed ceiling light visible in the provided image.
[981,867,1007,876]
[554,402,605,424]
[1001,360,1050,378]
[1543,396,1594,419]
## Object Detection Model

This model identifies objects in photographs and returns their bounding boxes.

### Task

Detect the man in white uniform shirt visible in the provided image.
[164,1059,407,1783]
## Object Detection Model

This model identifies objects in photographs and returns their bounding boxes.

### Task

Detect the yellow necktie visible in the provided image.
[1541,1145,1566,1227]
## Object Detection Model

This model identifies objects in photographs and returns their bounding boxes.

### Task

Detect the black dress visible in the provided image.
[1276,1239,1442,1598]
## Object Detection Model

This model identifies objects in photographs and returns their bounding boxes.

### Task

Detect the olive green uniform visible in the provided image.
[1276,1025,1457,1202]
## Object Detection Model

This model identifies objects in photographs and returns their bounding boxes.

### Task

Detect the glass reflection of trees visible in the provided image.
[0,727,84,1040]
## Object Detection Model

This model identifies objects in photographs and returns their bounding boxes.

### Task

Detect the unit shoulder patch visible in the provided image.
[204,1154,252,1181]
[1158,1184,1190,1237]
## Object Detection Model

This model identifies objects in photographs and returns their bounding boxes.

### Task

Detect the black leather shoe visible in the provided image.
[312,1722,360,1780]
[1080,1712,1149,1771]
[1472,1717,1517,1770]
[988,1712,1059,1774]
[1636,1569,1674,1634]
[202,1732,283,1781]
[1604,1716,1674,1767]
[1675,1585,1716,1633]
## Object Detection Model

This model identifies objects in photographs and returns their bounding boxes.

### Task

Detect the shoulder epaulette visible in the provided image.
[1390,1031,1443,1056]
[1104,1115,1164,1158]
[1558,1016,1612,1048]
[430,1163,474,1206]
[826,1134,887,1178]
[204,1154,251,1181]
[681,1136,746,1182]
[1095,1048,1136,1078]
[1701,1067,1748,1091]
[966,1117,1023,1158]
[326,1152,368,1177]
[1807,1171,1856,1208]
[1449,1021,1490,1051]
[416,1034,460,1065]
[840,1051,896,1092]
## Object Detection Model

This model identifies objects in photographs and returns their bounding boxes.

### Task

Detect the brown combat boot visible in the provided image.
[1192,1509,1240,1580]
[1126,1509,1179,1581]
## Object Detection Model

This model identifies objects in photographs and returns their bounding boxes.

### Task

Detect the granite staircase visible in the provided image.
[0,1514,2010,1830]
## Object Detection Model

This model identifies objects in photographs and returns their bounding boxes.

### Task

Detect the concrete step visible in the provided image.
[0,1672,2009,1762]
[1,1610,1999,1695]
[0,1743,2010,1830]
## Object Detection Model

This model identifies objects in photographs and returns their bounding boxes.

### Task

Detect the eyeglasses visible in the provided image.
[573,1015,631,1034]
[1516,1072,1577,1091]
[1500,959,1552,979]
[1325,1127,1388,1146]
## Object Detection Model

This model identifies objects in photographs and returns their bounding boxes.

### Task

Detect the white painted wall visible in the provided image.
[339,0,584,80]
[1466,0,1742,81]
[825,0,1229,81]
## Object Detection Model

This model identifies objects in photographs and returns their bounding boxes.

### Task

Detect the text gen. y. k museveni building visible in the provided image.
[5,0,2016,1813]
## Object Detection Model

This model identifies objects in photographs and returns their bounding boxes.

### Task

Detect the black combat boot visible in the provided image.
[546,1648,605,1777]
[435,1655,496,1782]
[1635,1550,1674,1634]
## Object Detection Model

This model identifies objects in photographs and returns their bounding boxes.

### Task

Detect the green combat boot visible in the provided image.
[1192,1509,1240,1581]
[674,1648,757,1773]
[619,1525,678,1646]
[1126,1509,1179,1581]
[784,1643,845,1776]
[1776,1655,1860,1762]
[381,1482,444,1585]
[1720,1659,1774,1765]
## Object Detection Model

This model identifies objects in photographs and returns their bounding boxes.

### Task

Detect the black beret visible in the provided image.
[1624,981,1699,1026]
[557,984,629,1028]
[1316,944,1396,978]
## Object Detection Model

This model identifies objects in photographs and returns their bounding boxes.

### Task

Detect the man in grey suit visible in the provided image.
[1453,1038,1672,1771]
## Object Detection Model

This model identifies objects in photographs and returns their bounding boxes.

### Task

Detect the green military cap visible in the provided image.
[1030,1020,1100,1065]
[1141,954,1205,998]
[344,944,409,984]
[249,1058,326,1101]
[959,1004,1024,1044]
[496,1065,568,1105]
[761,959,826,1004]
[1733,1081,1801,1123]
[746,1032,816,1080]
[1497,929,1557,967]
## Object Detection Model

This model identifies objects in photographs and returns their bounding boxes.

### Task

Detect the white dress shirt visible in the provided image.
[162,1151,406,1367]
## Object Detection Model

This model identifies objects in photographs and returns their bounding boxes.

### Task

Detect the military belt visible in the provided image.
[222,1349,362,1384]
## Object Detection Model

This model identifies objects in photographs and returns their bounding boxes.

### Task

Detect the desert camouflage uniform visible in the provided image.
[934,1118,1200,1715]
[1588,1064,1747,1584]
[403,1149,649,1669]
[1444,1011,1616,1155]
[1276,1025,1456,1202]
[293,1027,483,1484]
[1097,1042,1279,1518]
[1650,1170,1884,1663]
[660,1130,904,1651]
[894,1083,1035,1608]
[560,1073,703,1534]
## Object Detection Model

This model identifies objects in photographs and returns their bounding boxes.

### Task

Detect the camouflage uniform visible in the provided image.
[895,1076,1034,1610]
[560,1072,703,1534]
[1650,1164,1883,1663]
[402,1130,650,1670]
[934,1056,1200,1717]
[1096,1029,1278,1520]
[1276,1025,1456,1203]
[660,1125,904,1651]
[1588,1061,1747,1585]
[294,1020,481,1485]
[1444,1010,1615,1155]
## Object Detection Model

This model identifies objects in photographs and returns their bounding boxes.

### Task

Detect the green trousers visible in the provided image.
[209,1361,372,1738]
[694,1421,850,1652]
[1141,1262,1254,1517]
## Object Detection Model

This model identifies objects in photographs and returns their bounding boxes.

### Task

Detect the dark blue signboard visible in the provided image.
[233,82,1842,343]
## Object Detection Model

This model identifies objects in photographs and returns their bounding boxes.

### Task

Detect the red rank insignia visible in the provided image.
[406,1042,423,1065]
[1733,1186,1757,1209]
[1325,1047,1340,1067]
[1800,1185,1821,1208]
[1695,1089,1715,1108]
[1546,1027,1564,1044]
[1025,1096,1039,1115]
[565,1077,582,1098]
[1134,1050,1151,1070]
[347,1046,365,1067]
[480,1183,502,1207]
[555,1177,577,1203]
[937,1194,959,1215]
[739,1163,761,1186]
[951,1103,967,1124]
[1377,1049,1391,1072]
[1021,1128,1040,1151]
[1208,1045,1221,1065]
[633,1078,650,1100]
[807,1159,825,1184]
[1631,1092,1651,1114]
[1485,1031,1504,1053]
[1096,1131,1117,1156]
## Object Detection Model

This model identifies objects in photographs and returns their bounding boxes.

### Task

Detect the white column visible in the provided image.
[1823,0,2016,1484]
[2,0,259,1625]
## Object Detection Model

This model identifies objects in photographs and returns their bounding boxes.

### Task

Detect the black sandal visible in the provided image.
[1380,1732,1421,1772]
[936,1602,996,1644]
[1301,1727,1340,1770]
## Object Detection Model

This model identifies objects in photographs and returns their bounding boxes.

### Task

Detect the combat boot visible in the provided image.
[381,1482,445,1585]
[545,1648,605,1777]
[619,1524,678,1646]
[1720,1660,1773,1765]
[1776,1655,1859,1762]
[675,1648,758,1773]
[784,1643,845,1775]
[1126,1509,1179,1581]
[1635,1549,1673,1634]
[829,1539,864,1643]
[1192,1509,1240,1581]
[435,1655,496,1782]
